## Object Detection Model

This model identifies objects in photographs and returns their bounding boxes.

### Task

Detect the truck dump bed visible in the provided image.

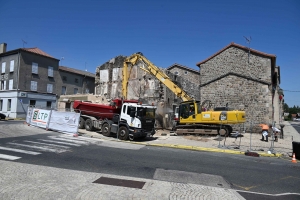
[73,99,138,119]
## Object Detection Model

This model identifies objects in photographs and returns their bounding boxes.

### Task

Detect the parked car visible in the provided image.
[0,113,6,120]
[294,118,300,122]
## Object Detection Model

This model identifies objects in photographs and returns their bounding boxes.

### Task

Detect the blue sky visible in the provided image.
[1,0,299,107]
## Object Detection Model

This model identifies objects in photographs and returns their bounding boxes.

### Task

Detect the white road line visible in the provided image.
[0,153,21,160]
[7,142,67,153]
[23,140,71,149]
[59,134,102,142]
[47,136,89,144]
[37,139,81,147]
[0,146,41,155]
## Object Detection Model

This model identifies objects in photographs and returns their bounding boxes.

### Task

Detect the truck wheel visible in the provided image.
[101,123,111,137]
[118,126,129,140]
[78,117,85,129]
[85,119,94,131]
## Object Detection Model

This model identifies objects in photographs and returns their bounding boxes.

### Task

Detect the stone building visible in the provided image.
[165,63,200,112]
[196,42,282,132]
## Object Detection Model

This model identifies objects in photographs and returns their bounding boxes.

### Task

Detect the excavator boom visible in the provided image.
[122,53,193,101]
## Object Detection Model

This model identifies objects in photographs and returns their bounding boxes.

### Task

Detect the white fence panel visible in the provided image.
[48,111,80,134]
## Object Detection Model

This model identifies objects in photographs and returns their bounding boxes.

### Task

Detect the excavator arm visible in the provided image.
[123,52,193,101]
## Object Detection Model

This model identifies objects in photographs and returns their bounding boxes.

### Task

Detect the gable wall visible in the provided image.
[199,46,274,132]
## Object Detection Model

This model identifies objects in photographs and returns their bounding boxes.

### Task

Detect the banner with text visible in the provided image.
[48,110,80,134]
[30,108,51,129]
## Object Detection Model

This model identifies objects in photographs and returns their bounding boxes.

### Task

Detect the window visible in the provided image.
[10,60,14,72]
[7,99,11,111]
[47,84,53,93]
[85,88,89,94]
[29,100,36,106]
[32,62,38,74]
[184,71,188,75]
[47,101,52,109]
[174,71,179,75]
[62,76,67,81]
[0,99,3,111]
[127,106,135,115]
[9,79,13,90]
[30,81,37,91]
[1,80,6,90]
[75,78,78,83]
[74,88,78,94]
[1,62,5,73]
[48,66,53,77]
[61,86,66,95]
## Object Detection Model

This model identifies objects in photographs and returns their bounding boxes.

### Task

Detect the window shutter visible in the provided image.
[31,81,37,91]
[10,60,14,72]
[47,84,53,93]
[1,62,5,73]
[9,79,13,90]
[32,63,38,74]
[48,66,53,77]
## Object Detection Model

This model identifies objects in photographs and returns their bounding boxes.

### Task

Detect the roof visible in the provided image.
[0,46,59,60]
[21,47,56,59]
[59,66,95,78]
[167,63,199,74]
[196,42,276,66]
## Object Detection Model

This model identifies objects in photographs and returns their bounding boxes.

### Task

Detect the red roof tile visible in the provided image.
[21,47,55,59]
[196,42,276,66]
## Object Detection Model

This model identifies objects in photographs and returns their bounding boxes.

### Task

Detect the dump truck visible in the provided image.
[123,52,246,136]
[73,98,156,140]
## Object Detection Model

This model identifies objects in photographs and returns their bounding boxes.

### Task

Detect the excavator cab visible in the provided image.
[179,100,201,120]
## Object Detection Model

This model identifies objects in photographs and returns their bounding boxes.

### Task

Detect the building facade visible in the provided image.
[196,42,282,132]
[56,66,95,111]
[0,43,96,118]
[0,43,59,118]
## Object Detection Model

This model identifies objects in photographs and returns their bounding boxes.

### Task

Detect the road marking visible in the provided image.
[7,142,67,153]
[59,134,102,142]
[48,136,89,144]
[0,153,21,160]
[23,140,71,149]
[0,146,41,155]
[37,139,81,147]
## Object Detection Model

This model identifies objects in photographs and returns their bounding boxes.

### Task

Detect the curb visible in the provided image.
[78,131,283,158]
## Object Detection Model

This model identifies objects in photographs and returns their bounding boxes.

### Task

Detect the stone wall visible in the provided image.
[199,46,274,132]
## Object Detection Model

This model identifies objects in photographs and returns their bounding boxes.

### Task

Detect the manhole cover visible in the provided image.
[93,177,145,189]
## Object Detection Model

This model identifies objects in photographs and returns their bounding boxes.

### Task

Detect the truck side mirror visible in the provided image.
[130,111,136,118]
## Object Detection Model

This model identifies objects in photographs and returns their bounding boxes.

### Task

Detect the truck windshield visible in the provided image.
[137,107,155,118]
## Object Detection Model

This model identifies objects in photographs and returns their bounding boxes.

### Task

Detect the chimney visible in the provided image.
[0,43,7,54]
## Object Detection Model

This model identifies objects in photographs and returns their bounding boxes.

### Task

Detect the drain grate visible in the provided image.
[93,177,145,189]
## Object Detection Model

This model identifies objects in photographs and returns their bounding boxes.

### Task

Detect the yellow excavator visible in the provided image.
[123,52,246,136]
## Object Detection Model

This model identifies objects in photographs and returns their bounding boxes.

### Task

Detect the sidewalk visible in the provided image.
[0,160,245,200]
[78,121,300,158]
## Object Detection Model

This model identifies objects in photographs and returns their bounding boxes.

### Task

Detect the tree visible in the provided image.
[283,103,289,113]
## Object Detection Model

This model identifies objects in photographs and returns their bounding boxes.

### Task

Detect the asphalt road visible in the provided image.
[1,120,300,199]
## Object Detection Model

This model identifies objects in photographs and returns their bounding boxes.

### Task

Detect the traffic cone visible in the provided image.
[292,153,297,163]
